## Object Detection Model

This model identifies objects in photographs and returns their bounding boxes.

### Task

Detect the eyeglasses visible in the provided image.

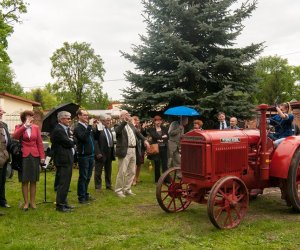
[63,117,71,120]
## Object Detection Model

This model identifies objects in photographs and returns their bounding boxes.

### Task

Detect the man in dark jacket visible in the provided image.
[94,114,115,191]
[74,109,96,203]
[0,106,12,215]
[114,110,149,198]
[50,111,75,212]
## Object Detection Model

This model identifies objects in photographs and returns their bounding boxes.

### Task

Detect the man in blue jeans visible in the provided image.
[74,109,97,204]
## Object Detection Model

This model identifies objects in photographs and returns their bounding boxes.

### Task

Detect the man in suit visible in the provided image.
[50,111,75,212]
[74,109,96,204]
[0,106,12,215]
[216,112,229,130]
[94,114,115,191]
[114,110,149,198]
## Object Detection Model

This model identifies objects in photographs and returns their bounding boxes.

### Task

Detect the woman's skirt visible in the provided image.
[18,154,40,182]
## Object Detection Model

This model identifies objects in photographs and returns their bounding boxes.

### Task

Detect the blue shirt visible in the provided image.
[270,113,294,139]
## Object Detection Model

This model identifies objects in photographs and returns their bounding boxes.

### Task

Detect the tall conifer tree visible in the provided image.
[122,0,263,122]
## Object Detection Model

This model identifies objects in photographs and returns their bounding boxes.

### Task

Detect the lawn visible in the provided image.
[1,160,300,250]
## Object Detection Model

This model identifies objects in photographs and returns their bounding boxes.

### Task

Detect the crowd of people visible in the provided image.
[0,102,299,214]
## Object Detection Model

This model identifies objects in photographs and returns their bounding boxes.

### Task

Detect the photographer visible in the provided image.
[74,109,96,204]
[269,102,294,147]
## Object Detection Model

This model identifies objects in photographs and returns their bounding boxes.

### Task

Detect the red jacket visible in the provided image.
[13,124,45,160]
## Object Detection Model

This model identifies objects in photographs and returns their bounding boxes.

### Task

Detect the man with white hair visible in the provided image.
[0,106,12,215]
[94,114,115,191]
[50,111,75,212]
[114,110,149,197]
[229,117,239,129]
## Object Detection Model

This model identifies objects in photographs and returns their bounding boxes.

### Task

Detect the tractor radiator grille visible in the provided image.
[181,143,204,177]
[214,145,248,174]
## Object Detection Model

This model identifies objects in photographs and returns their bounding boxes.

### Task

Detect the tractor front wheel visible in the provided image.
[156,167,191,213]
[287,148,300,211]
[207,176,249,229]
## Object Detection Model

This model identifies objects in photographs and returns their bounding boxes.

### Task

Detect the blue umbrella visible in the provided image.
[164,106,200,116]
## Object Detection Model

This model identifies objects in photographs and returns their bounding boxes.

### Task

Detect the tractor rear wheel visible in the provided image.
[156,167,191,213]
[287,148,300,211]
[207,176,249,229]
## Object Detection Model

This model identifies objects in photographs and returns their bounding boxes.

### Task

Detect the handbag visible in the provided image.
[147,143,159,155]
[10,139,23,172]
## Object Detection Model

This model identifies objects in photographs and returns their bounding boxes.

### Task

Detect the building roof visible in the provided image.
[0,92,40,106]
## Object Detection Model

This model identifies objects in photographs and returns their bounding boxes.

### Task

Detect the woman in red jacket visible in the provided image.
[13,110,45,210]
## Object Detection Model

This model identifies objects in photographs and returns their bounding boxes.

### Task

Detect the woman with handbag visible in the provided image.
[13,110,45,211]
[147,116,168,183]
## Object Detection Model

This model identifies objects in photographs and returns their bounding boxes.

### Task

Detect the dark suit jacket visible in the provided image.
[50,124,75,167]
[94,127,115,162]
[74,123,96,156]
[214,121,229,130]
[147,126,169,144]
[114,121,146,158]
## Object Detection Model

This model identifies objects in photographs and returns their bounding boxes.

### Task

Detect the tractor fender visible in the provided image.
[270,136,300,179]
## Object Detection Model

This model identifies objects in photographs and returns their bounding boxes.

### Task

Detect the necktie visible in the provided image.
[221,122,224,130]
[105,128,113,147]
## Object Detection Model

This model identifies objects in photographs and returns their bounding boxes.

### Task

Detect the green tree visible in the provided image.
[255,56,300,104]
[0,0,27,63]
[50,42,107,107]
[0,62,23,95]
[25,87,59,110]
[121,0,263,121]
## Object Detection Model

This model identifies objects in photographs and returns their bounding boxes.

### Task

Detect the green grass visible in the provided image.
[2,160,300,249]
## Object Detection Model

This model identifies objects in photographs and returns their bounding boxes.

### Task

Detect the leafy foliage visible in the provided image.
[122,0,263,123]
[0,0,27,63]
[50,41,109,108]
[255,56,300,104]
[24,87,59,110]
[0,62,23,95]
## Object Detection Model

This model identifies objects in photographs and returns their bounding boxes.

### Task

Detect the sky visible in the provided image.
[6,0,300,100]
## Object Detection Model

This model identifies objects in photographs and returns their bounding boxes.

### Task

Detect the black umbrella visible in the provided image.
[42,102,80,133]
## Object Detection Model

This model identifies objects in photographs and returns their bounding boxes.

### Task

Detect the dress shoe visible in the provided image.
[87,196,96,201]
[0,203,11,208]
[29,204,37,209]
[56,206,72,213]
[124,190,136,196]
[64,204,75,209]
[116,191,126,198]
[106,186,113,191]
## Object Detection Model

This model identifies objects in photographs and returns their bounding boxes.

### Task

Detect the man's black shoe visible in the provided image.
[56,206,72,213]
[106,186,113,191]
[64,204,75,209]
[87,196,96,201]
[0,203,11,208]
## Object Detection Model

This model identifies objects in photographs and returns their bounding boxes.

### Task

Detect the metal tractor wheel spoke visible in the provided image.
[156,167,191,213]
[207,176,249,229]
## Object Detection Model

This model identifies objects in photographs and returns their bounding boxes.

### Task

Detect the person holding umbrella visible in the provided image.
[164,106,200,169]
[168,116,188,168]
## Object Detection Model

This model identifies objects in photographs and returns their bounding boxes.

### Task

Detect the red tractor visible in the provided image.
[156,104,300,229]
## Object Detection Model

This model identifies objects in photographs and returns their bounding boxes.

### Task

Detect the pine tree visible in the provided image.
[121,0,263,122]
